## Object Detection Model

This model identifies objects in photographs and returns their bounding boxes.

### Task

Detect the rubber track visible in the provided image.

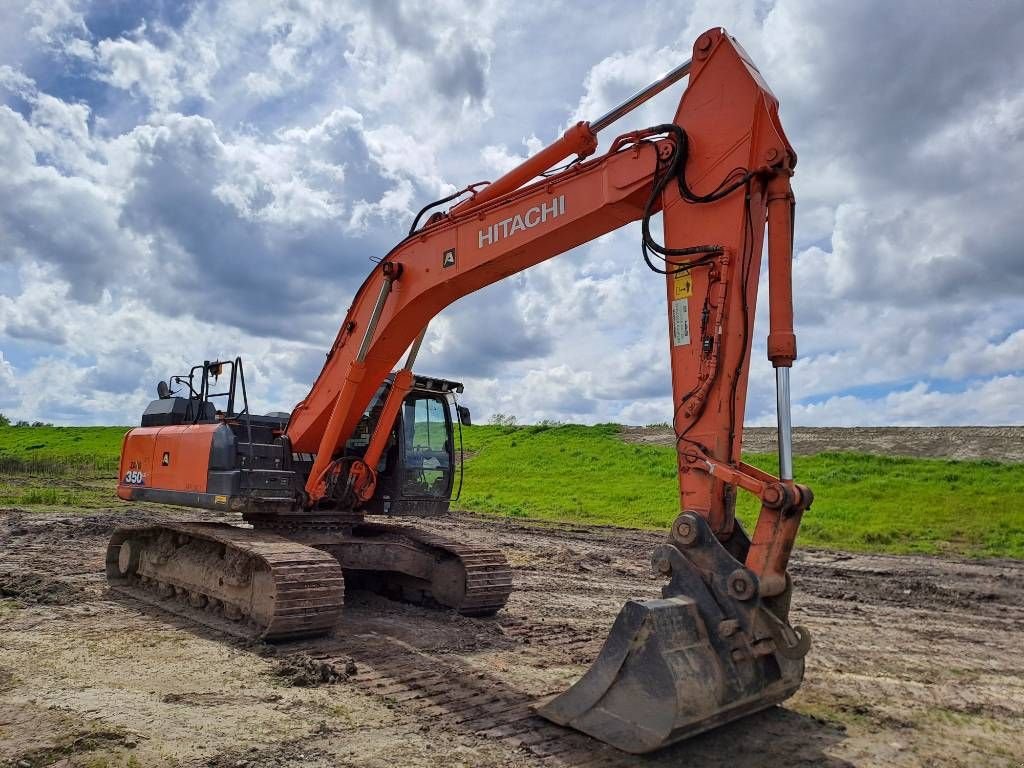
[353,521,513,615]
[106,522,345,642]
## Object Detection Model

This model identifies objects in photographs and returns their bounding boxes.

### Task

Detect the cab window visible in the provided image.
[402,395,450,497]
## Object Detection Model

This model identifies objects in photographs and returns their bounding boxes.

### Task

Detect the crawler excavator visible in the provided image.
[107,28,813,754]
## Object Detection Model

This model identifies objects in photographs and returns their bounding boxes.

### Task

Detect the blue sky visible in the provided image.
[0,0,1022,427]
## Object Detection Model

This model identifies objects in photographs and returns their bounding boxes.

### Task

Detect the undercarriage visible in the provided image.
[106,518,512,641]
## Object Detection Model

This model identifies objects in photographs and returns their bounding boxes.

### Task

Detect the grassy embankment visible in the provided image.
[0,425,125,507]
[1,423,1022,558]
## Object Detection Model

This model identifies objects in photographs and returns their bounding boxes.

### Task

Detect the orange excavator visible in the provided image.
[107,28,812,754]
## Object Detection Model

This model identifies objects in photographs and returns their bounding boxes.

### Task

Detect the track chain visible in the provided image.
[106,522,345,642]
[352,521,513,615]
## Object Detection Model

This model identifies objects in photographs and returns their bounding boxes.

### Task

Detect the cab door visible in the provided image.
[394,392,455,514]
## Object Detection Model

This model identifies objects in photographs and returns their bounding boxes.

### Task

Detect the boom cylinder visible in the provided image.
[404,326,427,370]
[357,275,396,363]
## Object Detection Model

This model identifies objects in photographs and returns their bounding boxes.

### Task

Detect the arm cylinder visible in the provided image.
[590,59,692,132]
[453,57,691,216]
[452,123,598,214]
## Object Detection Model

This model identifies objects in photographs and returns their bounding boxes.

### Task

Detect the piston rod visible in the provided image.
[590,59,692,133]
[775,367,794,481]
[403,326,428,370]
[356,277,394,363]
[455,58,693,216]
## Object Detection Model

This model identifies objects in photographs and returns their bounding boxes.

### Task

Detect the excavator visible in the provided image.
[107,28,812,754]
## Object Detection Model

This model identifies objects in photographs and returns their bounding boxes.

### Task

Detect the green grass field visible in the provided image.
[458,424,1024,558]
[0,425,127,509]
[0,425,124,473]
[2,423,1022,558]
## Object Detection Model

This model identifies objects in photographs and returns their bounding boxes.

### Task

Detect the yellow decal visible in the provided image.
[673,271,693,299]
[214,495,228,505]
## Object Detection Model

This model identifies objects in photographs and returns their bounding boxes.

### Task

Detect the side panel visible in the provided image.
[117,424,221,499]
[117,428,157,500]
[150,425,219,491]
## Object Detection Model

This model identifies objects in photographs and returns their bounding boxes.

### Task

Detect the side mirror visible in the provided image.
[157,380,171,399]
[457,405,472,426]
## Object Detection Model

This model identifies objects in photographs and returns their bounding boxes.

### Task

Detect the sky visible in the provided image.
[0,0,1022,428]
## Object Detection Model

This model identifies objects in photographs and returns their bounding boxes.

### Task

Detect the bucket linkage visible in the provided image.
[536,512,810,754]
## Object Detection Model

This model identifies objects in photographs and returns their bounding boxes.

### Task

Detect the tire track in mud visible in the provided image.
[498,616,604,657]
[3,507,1023,766]
[294,633,633,767]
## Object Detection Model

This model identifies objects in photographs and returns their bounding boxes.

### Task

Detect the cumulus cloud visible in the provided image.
[0,0,1022,431]
[780,377,1024,428]
[24,0,88,46]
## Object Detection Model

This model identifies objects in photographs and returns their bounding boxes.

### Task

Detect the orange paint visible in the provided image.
[117,424,220,498]
[279,28,806,587]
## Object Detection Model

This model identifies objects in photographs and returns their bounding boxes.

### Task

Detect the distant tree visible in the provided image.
[488,413,518,427]
[31,421,53,427]
[0,413,9,426]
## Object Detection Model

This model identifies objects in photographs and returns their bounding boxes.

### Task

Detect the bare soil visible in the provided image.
[620,426,1024,461]
[1,505,1021,768]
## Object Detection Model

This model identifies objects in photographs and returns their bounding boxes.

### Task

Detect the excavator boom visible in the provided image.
[108,27,812,755]
[281,27,812,752]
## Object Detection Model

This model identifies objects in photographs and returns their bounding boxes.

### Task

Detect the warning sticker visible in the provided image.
[673,270,693,299]
[672,298,691,346]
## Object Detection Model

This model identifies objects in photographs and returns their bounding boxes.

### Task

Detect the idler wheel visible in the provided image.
[117,539,139,576]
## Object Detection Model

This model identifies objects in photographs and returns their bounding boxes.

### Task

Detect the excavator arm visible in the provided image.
[288,28,806,585]
[286,28,813,752]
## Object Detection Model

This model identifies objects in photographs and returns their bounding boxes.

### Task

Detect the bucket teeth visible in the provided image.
[536,514,808,754]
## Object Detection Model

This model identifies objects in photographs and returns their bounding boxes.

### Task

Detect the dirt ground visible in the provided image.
[621,426,1024,462]
[1,503,1022,768]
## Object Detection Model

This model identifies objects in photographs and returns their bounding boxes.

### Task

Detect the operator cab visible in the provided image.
[342,375,470,516]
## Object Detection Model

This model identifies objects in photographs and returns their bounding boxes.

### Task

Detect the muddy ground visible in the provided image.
[621,425,1024,462]
[1,503,1021,768]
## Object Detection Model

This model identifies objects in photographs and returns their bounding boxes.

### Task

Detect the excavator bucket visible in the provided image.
[536,513,810,754]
